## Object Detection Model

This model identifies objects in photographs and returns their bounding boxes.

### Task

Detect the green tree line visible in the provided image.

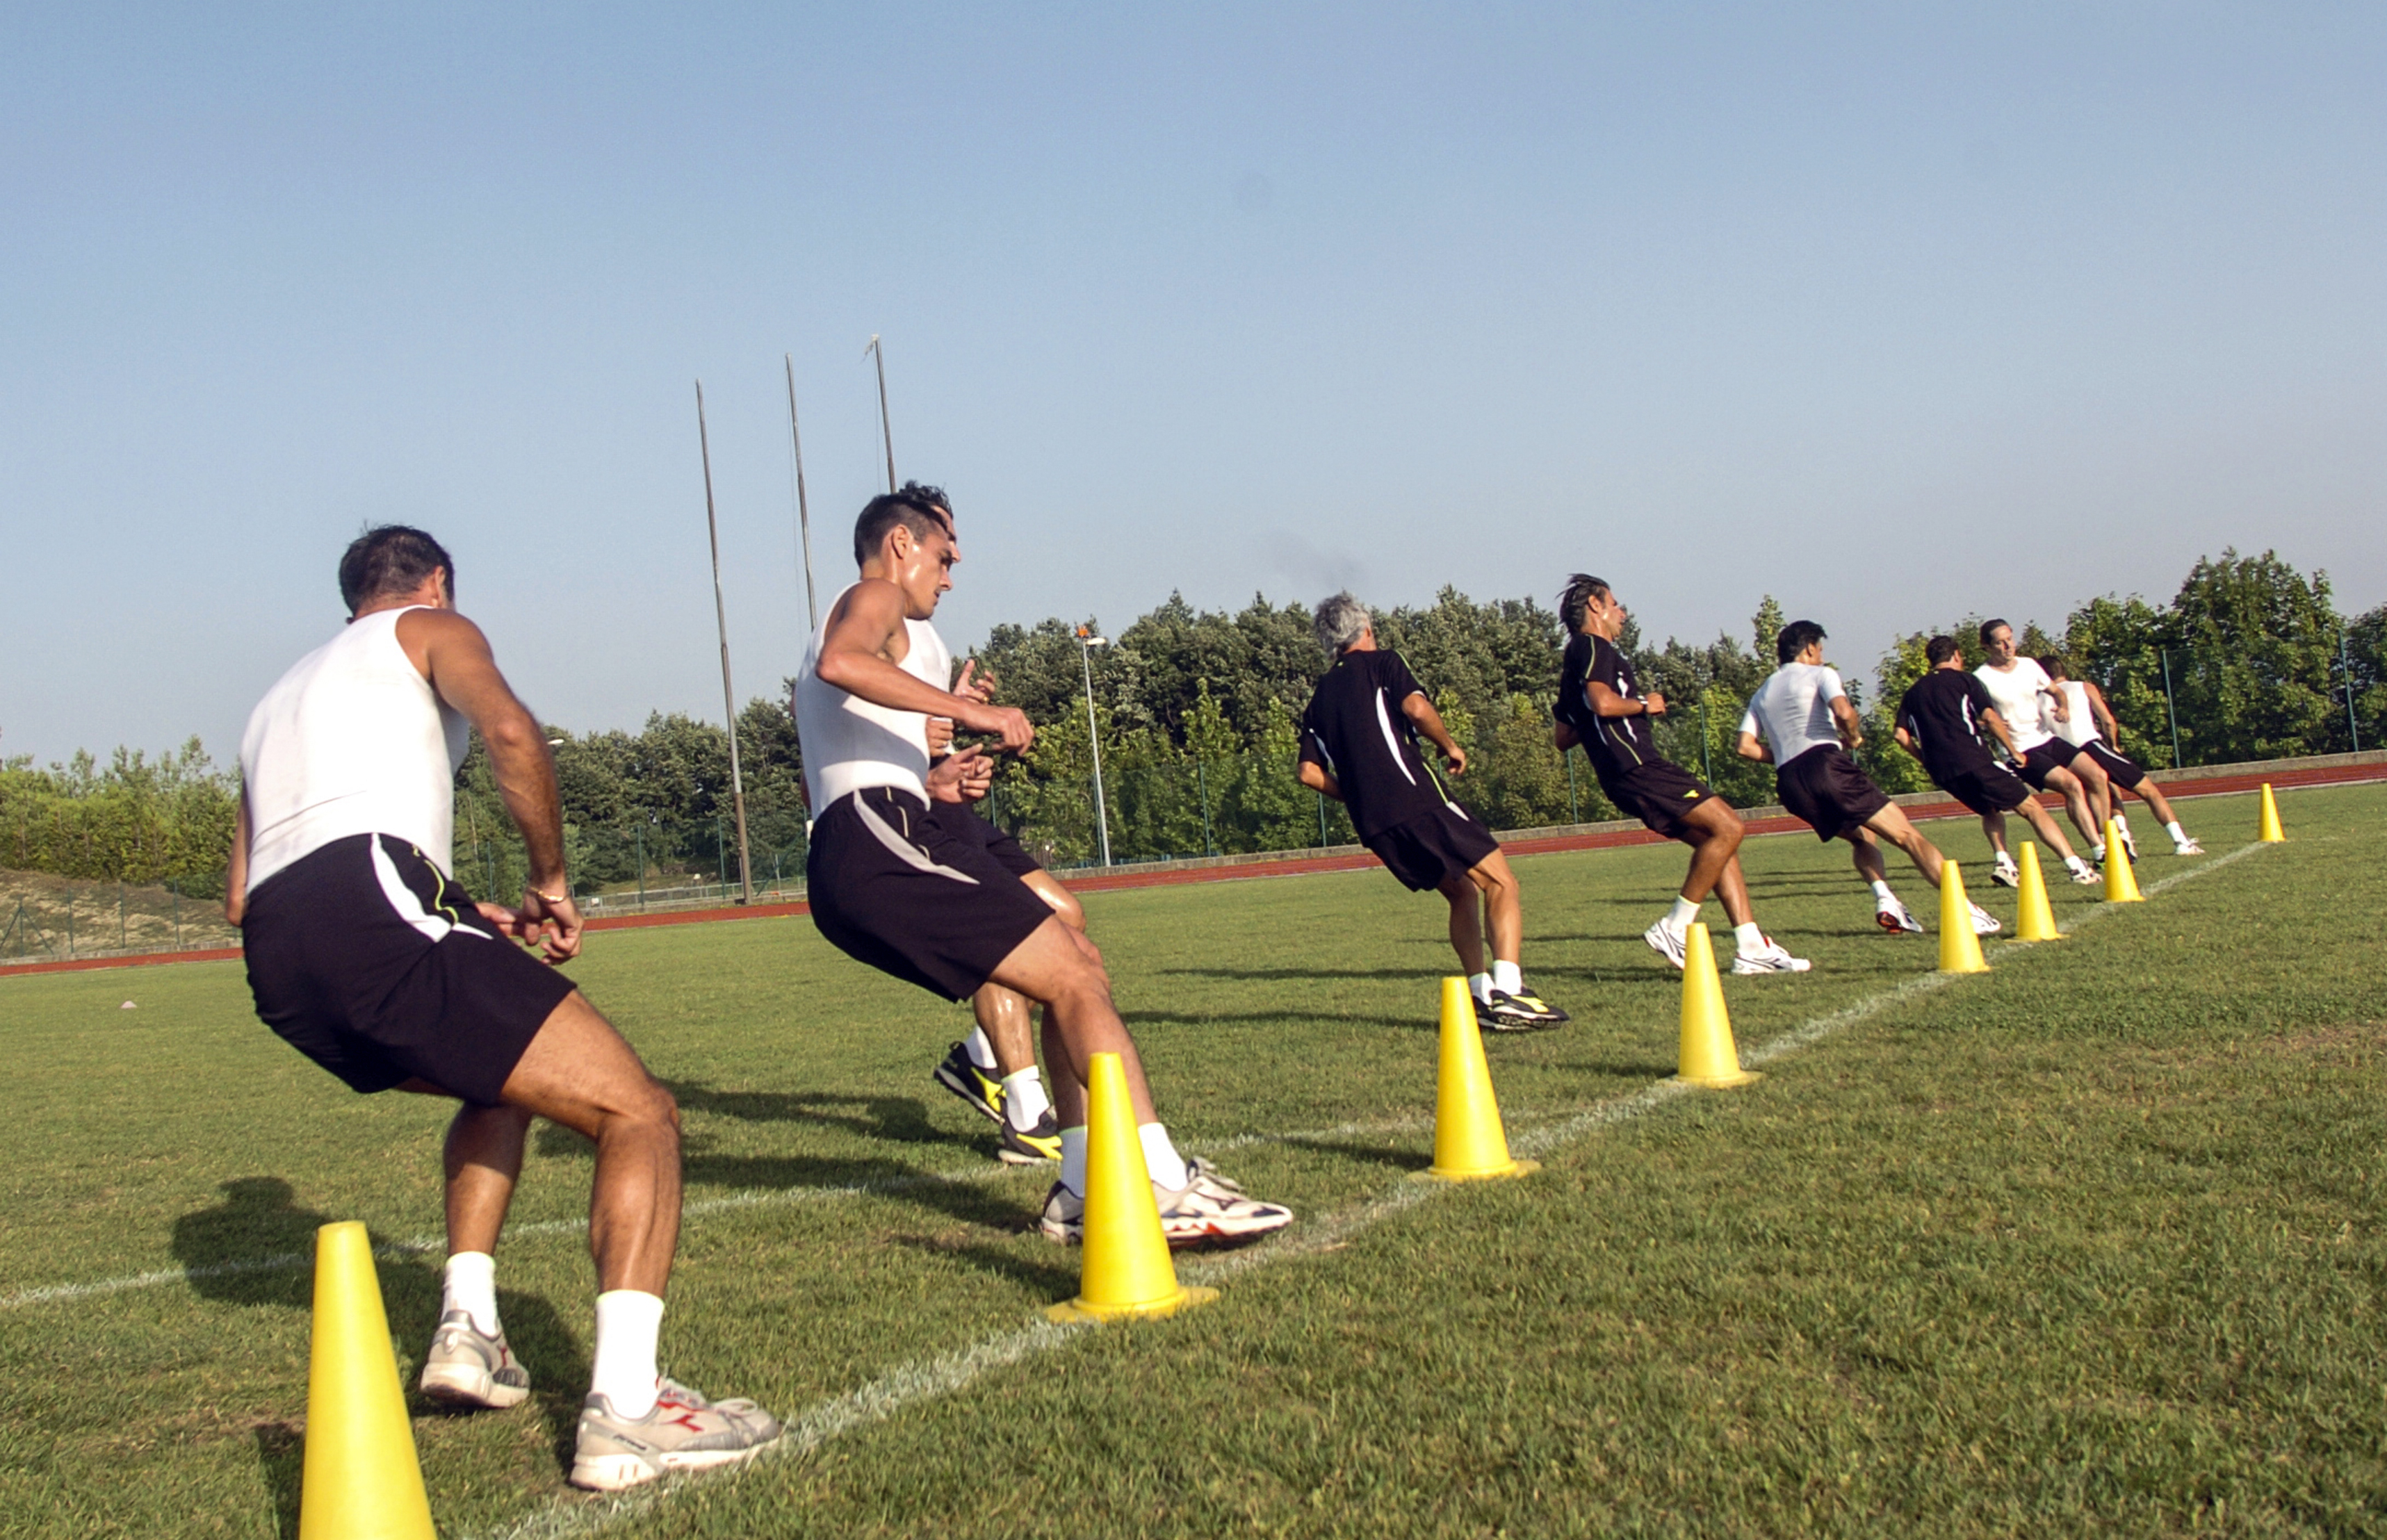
[9,549,2382,885]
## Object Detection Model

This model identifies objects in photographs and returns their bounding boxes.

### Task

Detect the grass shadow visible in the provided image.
[1282,1136,1432,1173]
[1127,1009,1432,1031]
[658,1083,970,1149]
[679,1151,1037,1235]
[1155,965,1426,982]
[252,1421,302,1540]
[886,1235,1080,1296]
[171,1177,343,1310]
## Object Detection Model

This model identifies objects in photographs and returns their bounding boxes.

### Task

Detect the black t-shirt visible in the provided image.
[1561,632,1658,776]
[1298,650,1450,839]
[1896,669,2002,780]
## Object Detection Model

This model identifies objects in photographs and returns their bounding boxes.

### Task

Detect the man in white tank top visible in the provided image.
[2036,655,2202,857]
[231,526,779,1491]
[1975,619,2112,860]
[796,488,1292,1247]
[1734,620,2001,939]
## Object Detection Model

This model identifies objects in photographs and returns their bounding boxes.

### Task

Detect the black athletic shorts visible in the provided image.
[1597,757,1720,838]
[2075,739,2148,791]
[2017,739,2086,789]
[1936,762,2033,818]
[1775,745,1890,843]
[806,787,1056,1001]
[242,833,575,1106]
[920,801,1043,879]
[1364,802,1501,893]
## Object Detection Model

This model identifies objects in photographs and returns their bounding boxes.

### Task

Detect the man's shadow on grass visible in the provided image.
[658,1083,969,1149]
[176,1177,589,1535]
[1126,1008,1430,1032]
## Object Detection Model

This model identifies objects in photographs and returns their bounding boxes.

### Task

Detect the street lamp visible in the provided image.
[1076,628,1113,867]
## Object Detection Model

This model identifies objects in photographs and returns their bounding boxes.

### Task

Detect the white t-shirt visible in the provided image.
[2050,680,2099,748]
[1973,659,2058,752]
[1738,662,1848,764]
[792,582,954,809]
[240,605,469,893]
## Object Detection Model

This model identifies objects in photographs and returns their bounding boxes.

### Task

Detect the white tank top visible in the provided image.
[2051,680,2099,748]
[793,583,954,809]
[1973,659,2057,752]
[240,607,469,893]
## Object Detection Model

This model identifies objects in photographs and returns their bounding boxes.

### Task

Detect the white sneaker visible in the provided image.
[1643,918,1688,969]
[418,1309,530,1410]
[2090,842,2106,864]
[1969,902,2002,936]
[2118,826,2140,860]
[1730,936,1811,974]
[2174,837,2203,855]
[569,1378,782,1492]
[2067,860,2102,886]
[1990,858,2021,889]
[1039,1158,1293,1248]
[1875,899,1923,935]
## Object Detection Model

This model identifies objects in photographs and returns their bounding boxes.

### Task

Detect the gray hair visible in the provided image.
[1314,592,1372,655]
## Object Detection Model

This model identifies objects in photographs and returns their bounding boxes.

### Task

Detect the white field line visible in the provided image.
[459,841,2272,1540]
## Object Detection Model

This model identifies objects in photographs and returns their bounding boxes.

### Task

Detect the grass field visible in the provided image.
[2,784,2382,1538]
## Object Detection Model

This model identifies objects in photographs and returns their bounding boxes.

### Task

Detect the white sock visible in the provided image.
[1869,879,1896,902]
[2115,812,2133,832]
[1490,960,1522,996]
[1002,1067,1051,1131]
[1059,1124,1089,1194]
[1996,849,2018,867]
[1666,896,1700,931]
[2069,854,2094,872]
[1139,1122,1189,1189]
[963,1027,997,1071]
[1733,921,1765,951]
[441,1252,500,1338]
[1468,972,1493,1004]
[589,1290,664,1418]
[2166,820,2187,843]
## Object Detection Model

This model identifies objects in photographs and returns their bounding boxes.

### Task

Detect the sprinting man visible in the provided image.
[795,488,1291,1245]
[1551,574,1811,974]
[2036,655,2203,858]
[1295,593,1568,1030]
[1893,634,2101,885]
[1734,619,2001,938]
[228,526,779,1493]
[1973,619,2112,858]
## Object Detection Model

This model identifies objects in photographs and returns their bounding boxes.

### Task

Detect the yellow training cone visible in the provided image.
[1413,976,1538,1181]
[299,1222,435,1540]
[2102,818,2144,903]
[2012,842,2062,942]
[1048,1052,1216,1323]
[2258,783,2286,842]
[1938,860,1991,974]
[1673,924,1760,1088]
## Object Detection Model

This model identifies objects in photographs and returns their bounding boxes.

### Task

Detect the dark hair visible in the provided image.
[1775,619,1827,664]
[1557,573,1611,633]
[897,480,952,516]
[339,525,454,612]
[1925,634,1960,666]
[853,489,950,566]
[2035,653,2069,679]
[1978,617,2010,646]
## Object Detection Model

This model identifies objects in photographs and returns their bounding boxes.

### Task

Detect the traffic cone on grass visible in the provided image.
[1938,861,1990,974]
[2258,783,2286,843]
[1414,976,1538,1181]
[299,1221,435,1540]
[1673,924,1760,1088]
[2012,842,2061,942]
[1047,1052,1217,1324]
[2102,818,2144,903]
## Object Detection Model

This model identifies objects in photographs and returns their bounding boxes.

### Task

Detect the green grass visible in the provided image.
[2,786,2382,1537]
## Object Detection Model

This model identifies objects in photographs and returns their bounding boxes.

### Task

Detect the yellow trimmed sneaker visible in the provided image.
[932,1041,1005,1124]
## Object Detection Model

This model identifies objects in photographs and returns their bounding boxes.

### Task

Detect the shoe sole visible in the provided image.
[421,1364,530,1411]
[1876,911,1921,935]
[997,1143,1061,1165]
[1731,959,1813,974]
[1040,1215,1294,1248]
[1643,932,1688,969]
[931,1063,1003,1124]
[570,1440,778,1493]
[1989,871,2019,888]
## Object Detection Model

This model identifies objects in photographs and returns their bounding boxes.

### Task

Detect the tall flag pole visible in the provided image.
[694,379,756,905]
[784,353,818,633]
[865,334,896,492]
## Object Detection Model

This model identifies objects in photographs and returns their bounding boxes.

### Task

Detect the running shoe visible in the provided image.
[418,1309,530,1411]
[1990,858,2021,889]
[1969,902,2003,936]
[2173,837,2203,856]
[2117,824,2140,861]
[997,1108,1064,1165]
[1039,1159,1294,1248]
[1505,985,1571,1024]
[932,1041,1004,1125]
[1876,899,1923,935]
[2067,860,2102,885]
[2090,842,2106,864]
[1643,918,1689,969]
[1730,936,1812,974]
[569,1378,783,1492]
[1476,988,1567,1032]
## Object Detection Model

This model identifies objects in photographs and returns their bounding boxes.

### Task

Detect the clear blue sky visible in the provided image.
[6,4,2383,767]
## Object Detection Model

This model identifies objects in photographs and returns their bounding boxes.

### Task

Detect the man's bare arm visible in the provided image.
[225,792,252,924]
[1588,680,1665,718]
[815,582,1032,750]
[1297,760,1343,801]
[1552,721,1580,753]
[1893,726,1922,760]
[1398,691,1467,776]
[1830,694,1864,751]
[2087,682,2121,742]
[1735,730,1771,764]
[1978,705,2023,761]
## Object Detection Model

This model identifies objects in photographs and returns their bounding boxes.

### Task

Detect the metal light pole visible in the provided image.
[865,334,896,493]
[784,354,818,632]
[694,381,756,904]
[1077,628,1112,866]
[2343,630,2361,753]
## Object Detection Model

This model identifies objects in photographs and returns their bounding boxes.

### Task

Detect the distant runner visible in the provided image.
[2036,655,2203,858]
[1893,634,2101,887]
[1735,619,1999,938]
[1296,592,1568,1030]
[1554,574,1811,974]
[229,525,779,1493]
[1973,619,2110,858]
